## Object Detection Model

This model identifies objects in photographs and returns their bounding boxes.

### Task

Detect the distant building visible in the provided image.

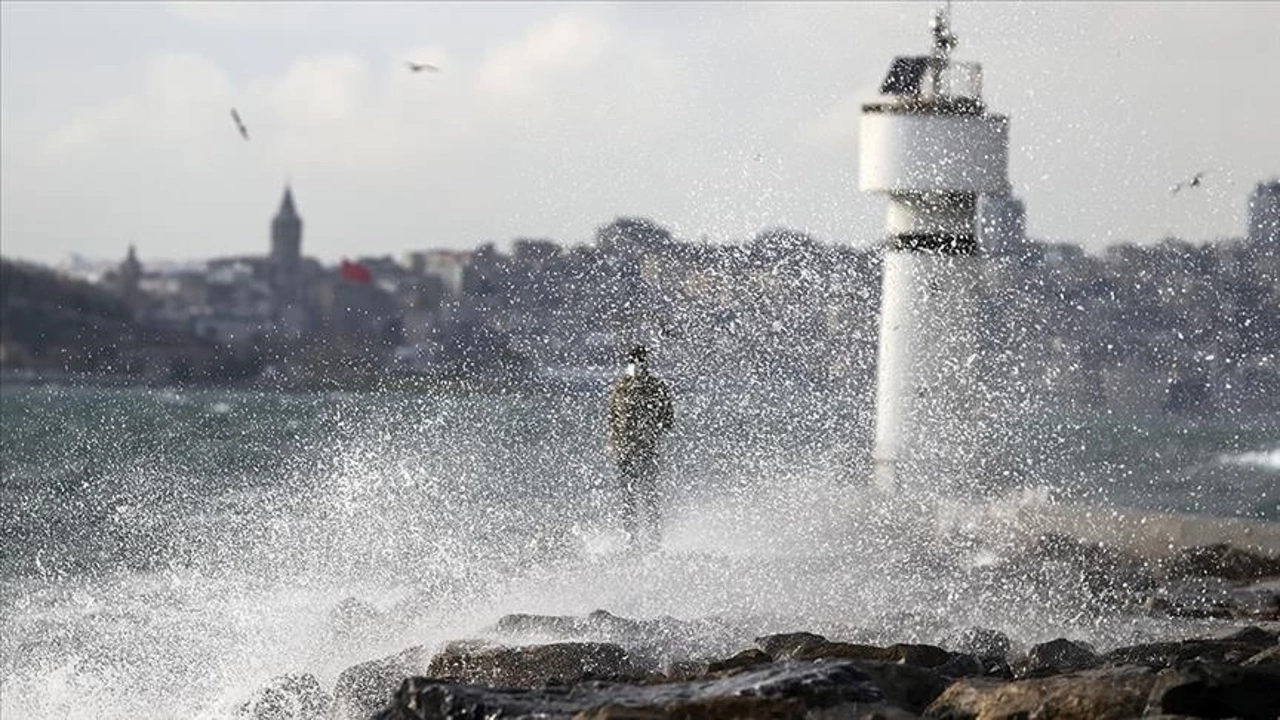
[269,186,305,334]
[115,244,144,317]
[976,193,1026,258]
[1246,178,1280,246]
[512,238,560,268]
[407,249,471,296]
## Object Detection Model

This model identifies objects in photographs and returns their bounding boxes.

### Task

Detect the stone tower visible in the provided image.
[118,244,143,319]
[270,186,305,333]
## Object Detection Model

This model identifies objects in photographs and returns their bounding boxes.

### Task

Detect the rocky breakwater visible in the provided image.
[234,539,1280,720]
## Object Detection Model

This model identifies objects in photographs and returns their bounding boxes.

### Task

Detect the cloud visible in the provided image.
[473,13,611,108]
[13,10,696,261]
[13,3,1271,264]
[268,55,369,127]
[164,1,266,28]
[41,52,235,157]
[796,85,878,154]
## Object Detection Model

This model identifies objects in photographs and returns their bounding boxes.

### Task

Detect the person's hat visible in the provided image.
[627,344,649,362]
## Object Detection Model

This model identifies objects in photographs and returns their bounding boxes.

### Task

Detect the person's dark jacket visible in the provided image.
[608,370,674,461]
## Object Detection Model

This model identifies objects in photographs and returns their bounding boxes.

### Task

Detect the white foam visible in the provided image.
[1218,446,1280,471]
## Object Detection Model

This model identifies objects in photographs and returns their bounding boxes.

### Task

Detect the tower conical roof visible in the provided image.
[276,186,299,220]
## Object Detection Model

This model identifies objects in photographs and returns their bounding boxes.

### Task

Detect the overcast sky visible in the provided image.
[2,1,1277,265]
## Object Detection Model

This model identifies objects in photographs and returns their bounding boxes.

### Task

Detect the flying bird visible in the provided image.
[1170,171,1206,195]
[406,61,440,73]
[230,108,250,141]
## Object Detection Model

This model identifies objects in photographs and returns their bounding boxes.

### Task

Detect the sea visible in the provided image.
[1,382,1277,719]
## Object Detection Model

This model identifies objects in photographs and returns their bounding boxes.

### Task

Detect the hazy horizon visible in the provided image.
[3,1,1278,266]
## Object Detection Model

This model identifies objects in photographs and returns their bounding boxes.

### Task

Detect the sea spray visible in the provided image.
[2,385,1275,718]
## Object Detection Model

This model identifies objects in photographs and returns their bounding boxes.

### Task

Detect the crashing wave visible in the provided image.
[1217,446,1280,471]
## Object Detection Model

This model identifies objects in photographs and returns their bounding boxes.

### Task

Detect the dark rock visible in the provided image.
[942,627,1011,662]
[1140,577,1238,619]
[755,631,830,659]
[235,673,329,720]
[752,627,947,666]
[979,660,1014,681]
[922,665,1156,720]
[1222,625,1279,644]
[1163,543,1280,582]
[1012,638,1101,678]
[660,649,776,683]
[839,704,923,720]
[705,648,772,674]
[1229,581,1280,621]
[932,653,984,679]
[1012,533,1158,599]
[795,642,951,669]
[854,661,949,714]
[1150,661,1280,720]
[489,610,739,665]
[1103,638,1271,669]
[332,645,431,720]
[491,609,701,646]
[574,696,806,719]
[426,641,644,687]
[373,660,883,719]
[329,596,383,640]
[1243,645,1280,666]
[494,612,589,637]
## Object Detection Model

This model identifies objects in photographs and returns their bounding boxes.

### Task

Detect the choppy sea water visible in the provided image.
[1,383,1277,719]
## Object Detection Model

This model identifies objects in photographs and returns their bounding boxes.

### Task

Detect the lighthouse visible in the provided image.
[860,6,1011,493]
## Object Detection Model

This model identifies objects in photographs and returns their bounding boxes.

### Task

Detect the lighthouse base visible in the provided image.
[872,249,985,495]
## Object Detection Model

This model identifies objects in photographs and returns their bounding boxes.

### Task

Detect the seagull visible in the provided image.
[230,108,249,141]
[1170,171,1206,194]
[406,61,440,73]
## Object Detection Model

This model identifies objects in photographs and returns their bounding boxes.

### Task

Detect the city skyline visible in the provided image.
[2,2,1278,265]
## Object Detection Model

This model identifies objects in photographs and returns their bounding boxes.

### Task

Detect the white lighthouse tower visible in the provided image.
[860,6,1011,493]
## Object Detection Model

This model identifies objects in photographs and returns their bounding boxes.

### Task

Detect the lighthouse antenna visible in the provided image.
[931,3,958,62]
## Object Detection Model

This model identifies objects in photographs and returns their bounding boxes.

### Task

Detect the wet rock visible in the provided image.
[752,627,947,666]
[574,695,805,719]
[373,660,883,719]
[426,640,645,687]
[792,641,951,668]
[704,648,772,674]
[495,612,594,637]
[922,665,1156,720]
[1221,625,1279,644]
[1230,580,1280,621]
[1103,637,1271,669]
[490,610,738,664]
[1141,576,1238,619]
[932,653,984,679]
[1162,543,1280,582]
[329,596,383,640]
[1011,638,1101,678]
[838,704,923,720]
[492,610,691,644]
[755,631,830,659]
[1138,576,1280,622]
[854,661,949,714]
[332,645,431,720]
[1243,645,1280,666]
[1010,533,1158,599]
[235,673,329,720]
[647,649,773,683]
[1148,661,1280,720]
[942,627,1010,663]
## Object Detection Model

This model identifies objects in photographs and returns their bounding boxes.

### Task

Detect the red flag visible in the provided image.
[340,259,372,284]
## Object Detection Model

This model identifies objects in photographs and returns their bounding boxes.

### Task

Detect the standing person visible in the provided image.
[608,344,675,552]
